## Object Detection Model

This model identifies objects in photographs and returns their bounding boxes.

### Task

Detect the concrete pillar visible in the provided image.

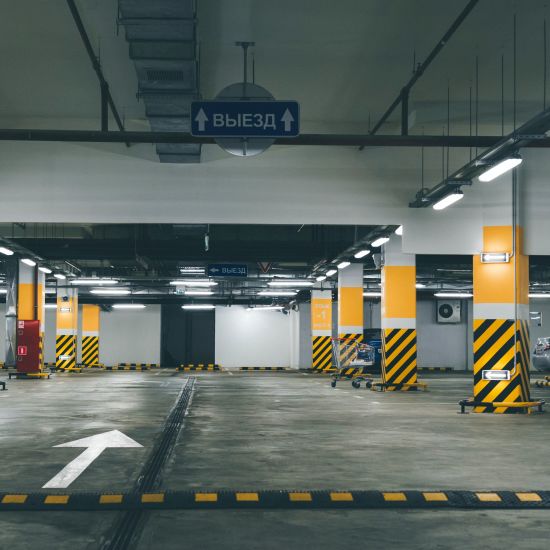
[337,264,363,365]
[82,304,100,366]
[56,286,78,371]
[311,289,332,372]
[472,225,530,412]
[381,236,418,390]
[4,258,18,368]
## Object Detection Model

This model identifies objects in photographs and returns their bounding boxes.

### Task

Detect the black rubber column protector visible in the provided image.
[100,377,196,550]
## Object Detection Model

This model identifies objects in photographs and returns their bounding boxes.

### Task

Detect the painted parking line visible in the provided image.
[2,489,550,511]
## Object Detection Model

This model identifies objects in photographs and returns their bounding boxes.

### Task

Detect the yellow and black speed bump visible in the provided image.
[239,367,289,371]
[104,365,149,371]
[117,363,159,370]
[535,380,550,388]
[178,364,221,371]
[1,490,550,511]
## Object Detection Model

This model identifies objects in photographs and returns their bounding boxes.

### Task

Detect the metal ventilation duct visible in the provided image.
[118,0,201,163]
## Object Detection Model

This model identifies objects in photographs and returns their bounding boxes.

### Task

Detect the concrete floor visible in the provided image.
[1,370,550,549]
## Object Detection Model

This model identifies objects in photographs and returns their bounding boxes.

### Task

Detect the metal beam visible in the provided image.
[364,0,479,143]
[66,0,125,134]
[4,129,550,148]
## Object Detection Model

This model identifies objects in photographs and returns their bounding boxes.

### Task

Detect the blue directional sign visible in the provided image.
[191,101,300,138]
[208,264,249,278]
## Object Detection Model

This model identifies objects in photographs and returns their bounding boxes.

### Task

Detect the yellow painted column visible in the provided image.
[472,225,530,413]
[311,290,333,372]
[381,236,417,390]
[82,304,100,366]
[56,287,78,371]
[337,264,363,366]
[17,260,45,372]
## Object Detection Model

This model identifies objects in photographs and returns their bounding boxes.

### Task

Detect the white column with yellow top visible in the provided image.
[56,286,79,371]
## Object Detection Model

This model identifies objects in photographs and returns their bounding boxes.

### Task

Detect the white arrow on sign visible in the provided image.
[42,430,142,489]
[281,109,294,132]
[195,108,209,132]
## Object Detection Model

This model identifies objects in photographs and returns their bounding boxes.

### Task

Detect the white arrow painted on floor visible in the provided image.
[42,430,143,489]
[195,108,208,131]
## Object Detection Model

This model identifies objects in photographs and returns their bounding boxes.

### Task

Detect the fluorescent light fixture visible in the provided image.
[21,258,36,267]
[478,157,523,182]
[529,293,550,299]
[395,226,403,236]
[316,275,327,282]
[326,269,337,277]
[268,281,314,287]
[72,278,119,285]
[184,290,214,296]
[44,304,57,309]
[112,304,146,309]
[480,252,510,263]
[363,291,382,297]
[371,237,389,247]
[45,288,56,294]
[433,190,464,210]
[247,306,284,311]
[179,266,205,274]
[415,283,426,289]
[434,292,473,298]
[169,280,217,287]
[0,289,6,294]
[54,273,66,280]
[182,304,215,310]
[0,246,13,256]
[90,289,131,295]
[354,250,370,259]
[258,290,297,297]
[38,266,52,274]
[337,261,351,269]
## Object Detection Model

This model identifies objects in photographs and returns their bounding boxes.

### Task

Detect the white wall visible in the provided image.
[215,306,292,368]
[417,299,471,370]
[100,306,161,364]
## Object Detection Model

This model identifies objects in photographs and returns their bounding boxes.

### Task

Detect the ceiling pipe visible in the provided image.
[363,0,479,145]
[66,0,126,138]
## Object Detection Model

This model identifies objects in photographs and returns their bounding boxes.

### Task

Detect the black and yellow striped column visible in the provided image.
[17,261,45,373]
[82,304,100,366]
[56,287,78,371]
[337,264,363,365]
[381,236,418,391]
[472,226,530,413]
[311,290,333,372]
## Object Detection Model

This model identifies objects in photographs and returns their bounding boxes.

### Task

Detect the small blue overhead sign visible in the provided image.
[208,264,249,278]
[191,100,300,138]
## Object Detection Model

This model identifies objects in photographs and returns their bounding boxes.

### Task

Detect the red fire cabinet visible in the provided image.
[16,320,41,373]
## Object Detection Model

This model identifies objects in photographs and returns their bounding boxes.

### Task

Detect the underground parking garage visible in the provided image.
[3,1,550,549]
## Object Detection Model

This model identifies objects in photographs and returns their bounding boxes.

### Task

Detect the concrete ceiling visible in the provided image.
[1,0,549,134]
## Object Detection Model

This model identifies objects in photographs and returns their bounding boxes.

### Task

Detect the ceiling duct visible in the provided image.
[118,0,201,163]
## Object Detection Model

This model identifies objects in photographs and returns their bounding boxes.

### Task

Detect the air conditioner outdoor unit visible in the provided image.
[437,300,461,324]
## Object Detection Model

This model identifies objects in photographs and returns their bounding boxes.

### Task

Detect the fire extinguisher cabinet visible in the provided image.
[16,320,41,373]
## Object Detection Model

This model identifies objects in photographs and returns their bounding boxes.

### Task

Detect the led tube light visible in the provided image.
[478,157,523,182]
